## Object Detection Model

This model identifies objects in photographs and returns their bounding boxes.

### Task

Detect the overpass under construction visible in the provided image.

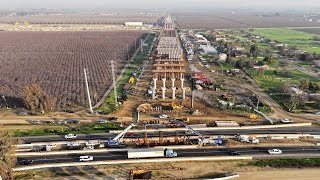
[152,16,187,100]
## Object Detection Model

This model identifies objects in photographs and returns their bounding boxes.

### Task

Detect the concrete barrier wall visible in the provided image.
[16,148,129,156]
[110,123,313,133]
[13,156,253,171]
[213,174,240,180]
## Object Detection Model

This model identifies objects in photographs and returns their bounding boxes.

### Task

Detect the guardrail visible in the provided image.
[13,156,253,171]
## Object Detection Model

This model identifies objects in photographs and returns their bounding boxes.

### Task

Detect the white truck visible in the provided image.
[127,148,177,159]
[238,135,259,144]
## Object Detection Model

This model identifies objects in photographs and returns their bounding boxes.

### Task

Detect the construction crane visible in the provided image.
[172,120,222,146]
[107,123,136,147]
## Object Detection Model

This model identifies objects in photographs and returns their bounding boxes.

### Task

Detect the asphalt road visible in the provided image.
[16,146,320,166]
[20,127,320,144]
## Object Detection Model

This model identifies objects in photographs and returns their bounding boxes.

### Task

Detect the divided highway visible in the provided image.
[20,127,320,144]
[16,146,320,166]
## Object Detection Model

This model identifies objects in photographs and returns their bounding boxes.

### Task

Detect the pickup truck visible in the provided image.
[268,149,282,155]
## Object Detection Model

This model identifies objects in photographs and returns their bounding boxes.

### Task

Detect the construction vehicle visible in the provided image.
[128,76,135,84]
[127,148,177,159]
[107,123,136,147]
[171,101,183,110]
[174,117,190,123]
[237,135,259,144]
[250,114,258,120]
[173,120,222,146]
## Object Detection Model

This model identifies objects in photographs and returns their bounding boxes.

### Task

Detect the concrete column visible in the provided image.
[162,78,166,88]
[161,87,166,100]
[153,78,157,89]
[171,78,176,88]
[172,87,176,100]
[180,78,185,88]
[182,87,186,100]
[152,88,156,100]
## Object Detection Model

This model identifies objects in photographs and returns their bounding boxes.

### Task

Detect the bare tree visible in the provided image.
[21,84,57,113]
[0,131,18,180]
[299,79,310,92]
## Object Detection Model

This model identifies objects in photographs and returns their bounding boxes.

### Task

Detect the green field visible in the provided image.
[251,28,320,53]
[12,123,119,137]
[250,158,320,168]
[247,68,319,112]
[248,69,319,91]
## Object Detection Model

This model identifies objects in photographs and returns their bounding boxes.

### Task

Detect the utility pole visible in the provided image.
[84,68,93,113]
[111,60,118,106]
[191,75,195,109]
[141,39,143,53]
[2,95,9,109]
[127,43,129,61]
[135,37,137,50]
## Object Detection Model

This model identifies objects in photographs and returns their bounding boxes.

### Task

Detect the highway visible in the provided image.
[16,146,320,166]
[19,127,320,144]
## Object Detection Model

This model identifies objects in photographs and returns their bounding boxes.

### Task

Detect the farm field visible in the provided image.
[0,10,161,24]
[173,11,320,29]
[251,28,320,53]
[0,31,148,109]
[295,28,320,35]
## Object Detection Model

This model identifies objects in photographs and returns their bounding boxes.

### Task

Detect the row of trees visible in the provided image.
[0,131,17,180]
[21,84,57,113]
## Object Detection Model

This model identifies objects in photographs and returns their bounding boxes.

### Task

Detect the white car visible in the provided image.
[314,112,320,115]
[281,119,293,123]
[67,142,80,147]
[268,149,282,155]
[79,155,93,162]
[64,134,77,139]
[159,114,170,119]
[46,144,57,148]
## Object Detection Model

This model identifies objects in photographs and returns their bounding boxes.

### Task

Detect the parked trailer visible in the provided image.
[127,148,177,159]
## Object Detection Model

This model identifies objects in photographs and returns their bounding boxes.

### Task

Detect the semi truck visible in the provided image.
[127,148,177,159]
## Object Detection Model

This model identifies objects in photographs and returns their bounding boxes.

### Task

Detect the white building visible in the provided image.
[125,22,143,26]
[199,45,218,55]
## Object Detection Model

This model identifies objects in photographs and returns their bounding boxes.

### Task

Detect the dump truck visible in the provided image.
[127,148,177,159]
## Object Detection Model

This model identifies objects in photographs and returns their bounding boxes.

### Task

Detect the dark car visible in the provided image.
[108,117,118,121]
[228,151,240,156]
[65,119,80,124]
[18,160,33,165]
[43,120,53,124]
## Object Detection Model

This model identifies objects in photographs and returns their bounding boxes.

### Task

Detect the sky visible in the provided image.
[1,0,320,9]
